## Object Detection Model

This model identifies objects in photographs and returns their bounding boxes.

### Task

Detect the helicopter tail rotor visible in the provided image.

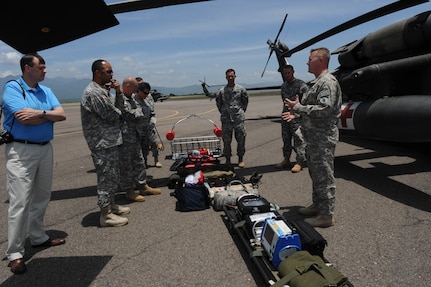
[199,77,216,100]
[199,77,209,87]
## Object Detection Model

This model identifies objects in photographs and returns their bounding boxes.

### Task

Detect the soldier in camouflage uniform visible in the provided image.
[276,64,309,173]
[135,82,155,166]
[203,69,248,167]
[81,59,129,227]
[283,48,342,228]
[132,81,162,196]
[117,77,161,203]
[146,93,163,168]
[135,77,162,168]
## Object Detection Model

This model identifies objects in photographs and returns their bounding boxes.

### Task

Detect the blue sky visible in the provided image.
[0,0,429,88]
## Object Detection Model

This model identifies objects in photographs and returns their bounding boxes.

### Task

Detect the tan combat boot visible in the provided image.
[100,207,128,227]
[291,163,302,173]
[126,189,145,202]
[111,204,130,216]
[238,156,245,168]
[276,158,291,169]
[298,203,319,216]
[139,184,161,196]
[154,156,162,168]
[304,214,334,228]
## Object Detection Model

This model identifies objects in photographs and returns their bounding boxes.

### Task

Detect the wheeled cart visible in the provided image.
[165,114,225,173]
[166,114,222,160]
[165,114,232,190]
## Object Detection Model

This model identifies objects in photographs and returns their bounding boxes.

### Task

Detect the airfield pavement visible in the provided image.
[0,94,430,287]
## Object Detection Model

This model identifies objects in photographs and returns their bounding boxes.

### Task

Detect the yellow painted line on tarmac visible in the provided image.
[158,110,180,121]
[158,108,218,122]
[195,108,218,116]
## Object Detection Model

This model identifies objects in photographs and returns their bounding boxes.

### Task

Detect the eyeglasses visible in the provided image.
[142,91,150,95]
[105,70,113,74]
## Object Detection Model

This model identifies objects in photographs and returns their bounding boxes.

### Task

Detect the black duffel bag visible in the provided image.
[172,184,211,212]
[236,193,271,216]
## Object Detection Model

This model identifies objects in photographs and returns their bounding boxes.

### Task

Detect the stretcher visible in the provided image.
[222,205,355,287]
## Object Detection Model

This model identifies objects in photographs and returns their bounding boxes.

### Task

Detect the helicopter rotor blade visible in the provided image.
[261,13,288,78]
[282,0,428,57]
[108,0,210,14]
[261,49,274,78]
[199,77,224,88]
[274,13,288,44]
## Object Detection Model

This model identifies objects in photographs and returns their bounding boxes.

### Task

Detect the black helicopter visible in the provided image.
[0,0,201,101]
[151,90,171,102]
[0,0,209,54]
[260,0,431,143]
[0,0,429,142]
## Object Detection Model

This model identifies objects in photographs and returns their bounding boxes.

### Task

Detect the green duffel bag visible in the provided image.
[274,250,349,287]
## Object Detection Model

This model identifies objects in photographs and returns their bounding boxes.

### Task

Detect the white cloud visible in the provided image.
[0,0,429,87]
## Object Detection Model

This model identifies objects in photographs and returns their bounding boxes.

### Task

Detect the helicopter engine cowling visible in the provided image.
[336,52,431,101]
[337,11,431,69]
[338,95,431,142]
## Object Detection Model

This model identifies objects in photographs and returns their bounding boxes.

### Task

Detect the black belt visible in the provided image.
[13,139,50,145]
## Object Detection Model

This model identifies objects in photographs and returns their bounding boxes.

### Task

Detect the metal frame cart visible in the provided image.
[165,114,223,172]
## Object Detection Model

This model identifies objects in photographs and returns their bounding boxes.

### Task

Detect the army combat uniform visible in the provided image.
[292,71,342,215]
[136,93,161,167]
[81,81,123,209]
[215,84,248,160]
[118,94,147,192]
[280,78,309,165]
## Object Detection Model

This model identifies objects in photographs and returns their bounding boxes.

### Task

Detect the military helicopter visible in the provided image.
[199,77,226,100]
[0,0,204,102]
[151,90,171,102]
[0,0,429,143]
[0,0,209,54]
[260,0,431,143]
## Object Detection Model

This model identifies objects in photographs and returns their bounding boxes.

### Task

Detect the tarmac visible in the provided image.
[0,94,430,287]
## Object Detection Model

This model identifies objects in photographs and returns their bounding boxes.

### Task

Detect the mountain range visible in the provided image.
[0,76,281,103]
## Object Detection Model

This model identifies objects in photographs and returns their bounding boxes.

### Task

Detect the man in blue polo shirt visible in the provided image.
[1,53,66,274]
